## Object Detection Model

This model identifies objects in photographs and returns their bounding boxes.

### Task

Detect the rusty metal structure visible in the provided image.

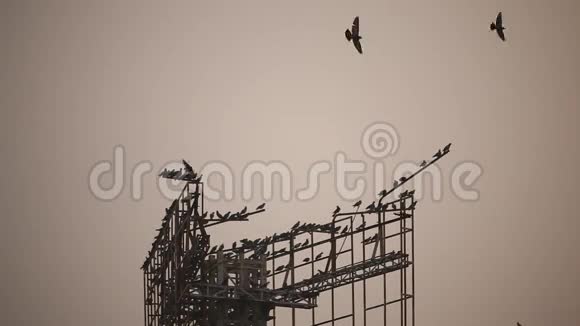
[142,145,451,326]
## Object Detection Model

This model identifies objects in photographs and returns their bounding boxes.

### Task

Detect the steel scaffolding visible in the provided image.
[142,145,450,326]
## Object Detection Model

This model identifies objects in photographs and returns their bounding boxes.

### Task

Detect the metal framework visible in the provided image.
[142,145,450,326]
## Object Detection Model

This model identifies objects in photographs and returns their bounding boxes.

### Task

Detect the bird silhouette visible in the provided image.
[490,12,506,41]
[240,206,247,215]
[399,176,407,183]
[353,200,362,208]
[315,252,324,260]
[366,201,376,211]
[443,143,452,153]
[182,159,193,174]
[291,222,300,230]
[303,257,310,263]
[332,206,341,216]
[419,160,427,167]
[378,189,388,198]
[433,150,442,159]
[256,203,266,210]
[345,16,363,54]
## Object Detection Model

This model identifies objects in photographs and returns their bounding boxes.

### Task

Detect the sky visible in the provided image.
[1,1,579,325]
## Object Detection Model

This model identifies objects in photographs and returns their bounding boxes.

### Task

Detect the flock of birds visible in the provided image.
[145,142,452,275]
[345,12,506,54]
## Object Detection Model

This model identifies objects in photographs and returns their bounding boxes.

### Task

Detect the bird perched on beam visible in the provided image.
[353,200,362,208]
[182,159,194,174]
[490,12,506,41]
[443,143,452,153]
[332,206,341,217]
[345,16,363,54]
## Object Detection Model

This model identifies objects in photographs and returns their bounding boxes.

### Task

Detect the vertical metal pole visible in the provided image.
[271,242,276,326]
[411,197,415,326]
[362,214,367,326]
[331,221,335,326]
[350,217,356,326]
[382,210,387,326]
[311,232,315,326]
[400,204,404,326]
[290,236,296,326]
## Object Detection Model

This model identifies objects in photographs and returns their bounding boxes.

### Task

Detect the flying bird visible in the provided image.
[490,12,506,41]
[345,16,363,54]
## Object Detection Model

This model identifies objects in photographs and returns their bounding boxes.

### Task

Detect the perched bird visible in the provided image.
[345,16,363,54]
[209,212,215,219]
[419,160,427,167]
[400,190,409,198]
[256,203,266,210]
[303,257,310,263]
[341,225,349,234]
[216,211,223,220]
[232,242,237,249]
[433,150,442,159]
[366,201,376,211]
[218,244,224,251]
[292,221,300,230]
[332,206,341,217]
[378,189,387,198]
[517,323,522,326]
[275,265,285,272]
[490,12,506,41]
[443,143,452,153]
[240,206,247,215]
[182,159,194,174]
[302,239,309,247]
[356,221,366,231]
[399,176,407,183]
[393,180,399,188]
[315,252,323,260]
[353,200,362,208]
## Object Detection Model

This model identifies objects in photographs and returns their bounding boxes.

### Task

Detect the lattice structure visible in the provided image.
[142,145,450,326]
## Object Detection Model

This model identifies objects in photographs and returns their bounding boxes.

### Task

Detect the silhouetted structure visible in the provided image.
[142,146,451,326]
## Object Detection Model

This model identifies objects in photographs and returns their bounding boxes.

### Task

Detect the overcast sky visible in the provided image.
[1,1,579,325]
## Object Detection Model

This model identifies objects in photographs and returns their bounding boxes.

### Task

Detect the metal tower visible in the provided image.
[142,145,451,326]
